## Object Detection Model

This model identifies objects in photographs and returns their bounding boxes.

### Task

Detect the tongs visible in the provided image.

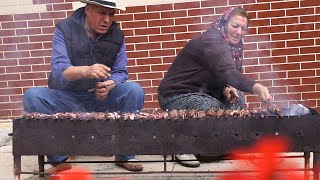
[88,80,128,93]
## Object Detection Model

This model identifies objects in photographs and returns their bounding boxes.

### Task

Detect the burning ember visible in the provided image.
[220,136,307,180]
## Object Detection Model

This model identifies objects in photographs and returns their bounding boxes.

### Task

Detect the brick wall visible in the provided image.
[0,0,319,119]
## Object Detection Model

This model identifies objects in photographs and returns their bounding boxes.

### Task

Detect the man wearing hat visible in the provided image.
[23,0,144,172]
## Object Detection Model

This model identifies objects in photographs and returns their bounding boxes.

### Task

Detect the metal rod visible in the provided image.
[163,155,167,172]
[304,152,311,180]
[14,156,21,180]
[38,155,45,178]
[87,80,127,92]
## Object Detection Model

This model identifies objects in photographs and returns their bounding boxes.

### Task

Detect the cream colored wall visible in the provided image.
[0,0,200,15]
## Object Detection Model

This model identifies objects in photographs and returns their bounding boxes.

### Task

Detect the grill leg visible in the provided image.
[305,152,311,180]
[313,152,320,180]
[14,155,21,180]
[38,155,45,178]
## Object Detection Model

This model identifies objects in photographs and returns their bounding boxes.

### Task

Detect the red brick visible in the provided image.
[126,44,134,51]
[122,6,146,14]
[8,80,33,87]
[260,72,286,80]
[230,0,255,5]
[29,35,53,42]
[114,14,133,22]
[136,42,161,51]
[6,66,31,73]
[302,92,320,99]
[138,72,163,80]
[16,28,42,36]
[273,78,300,86]
[37,0,64,3]
[0,30,15,37]
[300,30,320,39]
[202,15,219,23]
[148,19,174,27]
[30,50,52,57]
[147,4,173,12]
[258,26,285,34]
[21,72,47,79]
[127,59,136,66]
[125,36,148,44]
[247,12,257,19]
[128,66,150,73]
[287,54,315,63]
[2,21,27,29]
[150,49,175,57]
[32,64,51,71]
[128,73,137,80]
[273,63,300,71]
[272,48,299,56]
[274,93,302,101]
[215,6,237,14]
[242,58,258,66]
[136,80,152,87]
[244,50,270,58]
[3,36,29,44]
[271,1,299,9]
[144,94,152,102]
[134,12,160,20]
[46,4,53,11]
[122,29,134,37]
[0,67,5,74]
[176,32,201,40]
[271,17,299,25]
[188,8,214,16]
[258,10,285,18]
[0,15,13,22]
[161,25,187,34]
[244,34,270,43]
[174,1,200,10]
[122,21,147,29]
[188,24,210,32]
[301,15,319,23]
[244,3,270,11]
[288,85,316,93]
[161,10,187,19]
[0,88,22,95]
[152,79,162,87]
[127,51,149,59]
[52,3,72,11]
[14,13,40,21]
[135,27,160,35]
[287,23,314,32]
[17,43,43,51]
[268,86,287,94]
[144,101,160,110]
[250,19,270,27]
[271,32,299,41]
[244,65,271,73]
[301,0,320,6]
[302,77,320,85]
[43,42,53,49]
[0,74,20,81]
[246,95,261,103]
[136,57,162,65]
[288,70,315,78]
[40,11,66,19]
[10,95,23,102]
[28,19,54,27]
[0,59,18,66]
[287,8,315,16]
[288,39,314,47]
[162,41,187,49]
[142,87,158,94]
[42,27,55,34]
[175,17,201,25]
[19,58,45,65]
[0,96,9,103]
[259,57,286,64]
[258,41,285,50]
[151,64,171,72]
[302,62,320,69]
[5,51,30,59]
[163,56,176,64]
[0,44,16,51]
[301,46,320,54]
[243,43,256,51]
[34,79,48,86]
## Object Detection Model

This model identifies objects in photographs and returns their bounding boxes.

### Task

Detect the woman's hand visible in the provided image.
[223,85,240,103]
[252,83,272,103]
[95,80,116,100]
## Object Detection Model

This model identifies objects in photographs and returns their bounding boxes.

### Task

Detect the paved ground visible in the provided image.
[0,121,313,180]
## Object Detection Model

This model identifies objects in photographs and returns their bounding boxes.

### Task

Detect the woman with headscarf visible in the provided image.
[158,7,271,167]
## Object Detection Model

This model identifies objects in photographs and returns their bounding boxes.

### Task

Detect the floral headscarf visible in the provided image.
[212,7,247,72]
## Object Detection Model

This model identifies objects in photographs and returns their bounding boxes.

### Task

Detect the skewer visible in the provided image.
[87,80,128,93]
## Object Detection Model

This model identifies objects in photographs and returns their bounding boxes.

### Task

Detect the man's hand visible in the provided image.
[82,64,111,79]
[252,83,272,103]
[223,85,240,103]
[95,80,116,100]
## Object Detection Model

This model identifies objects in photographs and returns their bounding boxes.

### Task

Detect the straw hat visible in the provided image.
[79,0,126,11]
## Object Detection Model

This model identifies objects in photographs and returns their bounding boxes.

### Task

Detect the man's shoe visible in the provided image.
[115,159,143,172]
[48,157,72,173]
[175,154,200,168]
[195,154,228,163]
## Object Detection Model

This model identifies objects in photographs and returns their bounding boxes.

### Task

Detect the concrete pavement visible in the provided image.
[0,121,311,180]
